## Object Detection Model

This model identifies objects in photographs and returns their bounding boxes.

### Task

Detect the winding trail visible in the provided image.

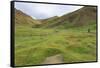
[42,54,64,64]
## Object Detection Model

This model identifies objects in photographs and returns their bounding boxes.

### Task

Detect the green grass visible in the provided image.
[15,25,97,66]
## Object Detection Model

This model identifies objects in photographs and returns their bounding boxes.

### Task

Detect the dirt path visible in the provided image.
[42,54,64,64]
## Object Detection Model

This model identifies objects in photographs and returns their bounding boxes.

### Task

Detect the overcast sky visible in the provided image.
[15,2,83,19]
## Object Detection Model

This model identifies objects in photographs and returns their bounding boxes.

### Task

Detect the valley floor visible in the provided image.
[15,26,97,66]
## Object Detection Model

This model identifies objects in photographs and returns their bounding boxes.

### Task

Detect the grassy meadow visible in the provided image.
[15,24,96,66]
[14,6,97,66]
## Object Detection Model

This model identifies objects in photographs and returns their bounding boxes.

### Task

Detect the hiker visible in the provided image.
[88,29,90,33]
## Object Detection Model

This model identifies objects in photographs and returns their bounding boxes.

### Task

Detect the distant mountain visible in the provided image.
[15,9,41,26]
[40,16,60,26]
[41,16,59,22]
[41,6,97,28]
[15,6,97,29]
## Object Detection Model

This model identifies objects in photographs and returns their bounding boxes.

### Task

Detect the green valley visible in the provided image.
[14,6,97,66]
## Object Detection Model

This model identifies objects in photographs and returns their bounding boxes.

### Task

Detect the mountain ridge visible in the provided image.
[15,8,42,26]
[41,6,97,28]
[15,6,97,29]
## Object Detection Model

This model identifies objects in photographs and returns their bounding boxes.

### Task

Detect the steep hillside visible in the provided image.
[15,6,97,29]
[60,6,97,26]
[41,6,97,28]
[15,8,41,26]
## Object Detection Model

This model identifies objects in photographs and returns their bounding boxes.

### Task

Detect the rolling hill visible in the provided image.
[15,9,42,26]
[41,6,97,29]
[15,6,97,29]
